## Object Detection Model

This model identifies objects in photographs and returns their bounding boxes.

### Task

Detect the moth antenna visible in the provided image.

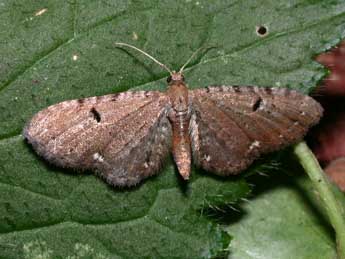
[178,46,216,73]
[115,42,173,75]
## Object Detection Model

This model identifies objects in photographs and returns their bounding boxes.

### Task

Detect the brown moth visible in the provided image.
[24,43,323,187]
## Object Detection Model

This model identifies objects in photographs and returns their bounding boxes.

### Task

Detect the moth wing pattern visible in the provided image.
[24,91,172,187]
[189,86,323,175]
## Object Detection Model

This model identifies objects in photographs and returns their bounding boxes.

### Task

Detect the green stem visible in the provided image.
[294,141,345,259]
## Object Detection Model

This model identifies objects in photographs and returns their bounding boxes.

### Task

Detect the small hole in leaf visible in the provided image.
[256,25,268,37]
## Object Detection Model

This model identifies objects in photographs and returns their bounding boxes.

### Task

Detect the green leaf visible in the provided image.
[0,136,249,258]
[294,142,345,258]
[0,1,345,258]
[227,167,338,259]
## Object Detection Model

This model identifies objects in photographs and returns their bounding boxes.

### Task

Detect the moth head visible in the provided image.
[167,72,185,84]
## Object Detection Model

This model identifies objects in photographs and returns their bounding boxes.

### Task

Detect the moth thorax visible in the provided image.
[168,82,189,113]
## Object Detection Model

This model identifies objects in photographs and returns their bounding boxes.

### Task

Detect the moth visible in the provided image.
[24,43,323,187]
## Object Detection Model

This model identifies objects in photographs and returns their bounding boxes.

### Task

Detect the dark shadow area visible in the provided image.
[197,149,336,244]
[191,154,282,225]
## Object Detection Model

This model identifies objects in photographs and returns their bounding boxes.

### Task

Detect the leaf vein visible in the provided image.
[0,181,62,202]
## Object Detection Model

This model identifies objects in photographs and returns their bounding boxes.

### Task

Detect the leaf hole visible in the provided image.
[90,108,101,122]
[256,25,268,37]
